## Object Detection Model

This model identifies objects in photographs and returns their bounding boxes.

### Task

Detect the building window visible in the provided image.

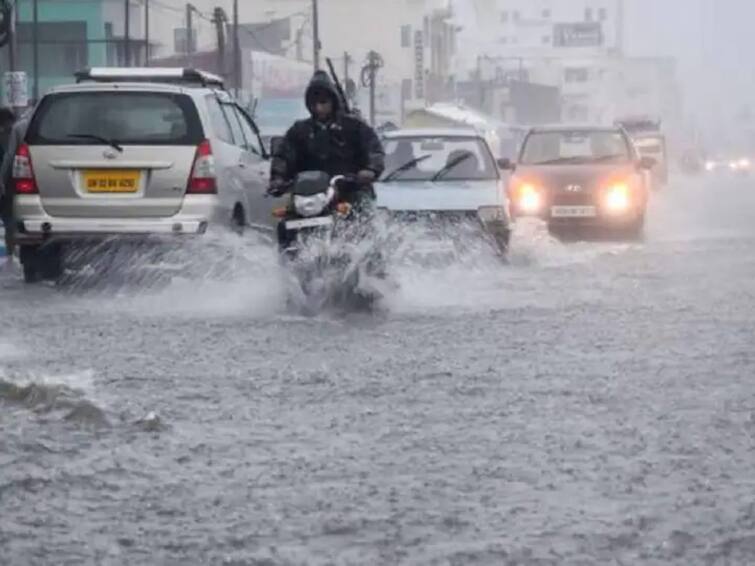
[542,9,551,19]
[599,8,607,21]
[500,36,508,45]
[501,11,508,23]
[565,68,589,83]
[513,10,520,22]
[585,7,593,21]
[542,35,551,45]
[401,25,411,48]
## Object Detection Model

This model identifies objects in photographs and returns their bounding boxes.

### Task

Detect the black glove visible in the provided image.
[267,178,288,197]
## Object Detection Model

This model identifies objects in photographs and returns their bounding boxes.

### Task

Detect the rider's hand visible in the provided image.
[267,178,288,197]
[357,169,376,184]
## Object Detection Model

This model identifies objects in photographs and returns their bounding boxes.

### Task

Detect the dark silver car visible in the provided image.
[13,68,272,283]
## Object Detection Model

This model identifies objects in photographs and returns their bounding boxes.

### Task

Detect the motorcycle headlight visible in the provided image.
[294,188,335,217]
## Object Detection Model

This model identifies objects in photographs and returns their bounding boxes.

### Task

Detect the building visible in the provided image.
[493,0,624,53]
[145,0,459,124]
[7,0,147,102]
[460,0,685,127]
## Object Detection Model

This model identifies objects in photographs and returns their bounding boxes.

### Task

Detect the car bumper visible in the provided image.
[14,195,215,244]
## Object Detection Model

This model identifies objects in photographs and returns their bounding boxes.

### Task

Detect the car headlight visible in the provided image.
[294,188,335,217]
[477,206,506,223]
[705,161,715,171]
[513,182,544,214]
[729,161,740,170]
[739,158,751,169]
[603,183,630,213]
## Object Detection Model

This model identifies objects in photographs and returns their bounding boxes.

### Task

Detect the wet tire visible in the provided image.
[21,245,41,284]
[21,244,63,284]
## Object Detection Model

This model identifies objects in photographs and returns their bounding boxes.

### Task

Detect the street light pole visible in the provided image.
[32,0,39,101]
[186,3,194,68]
[312,0,320,70]
[144,0,150,65]
[233,0,240,98]
[124,0,131,66]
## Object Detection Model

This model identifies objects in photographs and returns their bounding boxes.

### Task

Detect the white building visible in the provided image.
[462,0,682,126]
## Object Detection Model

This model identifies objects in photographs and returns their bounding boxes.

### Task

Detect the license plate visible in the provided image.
[285,216,333,230]
[83,169,140,193]
[551,206,597,218]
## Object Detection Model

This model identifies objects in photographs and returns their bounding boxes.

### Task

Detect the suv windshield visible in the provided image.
[27,92,204,146]
[382,136,498,181]
[520,130,631,165]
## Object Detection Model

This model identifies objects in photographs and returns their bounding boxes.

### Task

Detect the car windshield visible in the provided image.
[27,92,204,146]
[382,136,498,181]
[520,130,631,165]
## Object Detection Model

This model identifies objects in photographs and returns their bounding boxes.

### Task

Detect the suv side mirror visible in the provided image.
[639,156,657,170]
[269,136,284,157]
[497,157,516,170]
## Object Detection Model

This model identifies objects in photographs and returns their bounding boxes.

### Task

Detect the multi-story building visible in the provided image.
[465,0,685,127]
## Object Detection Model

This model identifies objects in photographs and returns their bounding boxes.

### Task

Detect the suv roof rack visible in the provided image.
[74,67,225,89]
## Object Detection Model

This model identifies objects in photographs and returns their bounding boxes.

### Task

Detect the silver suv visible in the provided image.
[13,68,272,283]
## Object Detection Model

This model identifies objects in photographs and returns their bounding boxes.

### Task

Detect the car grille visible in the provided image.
[549,191,596,206]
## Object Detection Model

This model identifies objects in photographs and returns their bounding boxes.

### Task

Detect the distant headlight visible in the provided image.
[739,158,751,169]
[729,161,740,170]
[705,161,715,171]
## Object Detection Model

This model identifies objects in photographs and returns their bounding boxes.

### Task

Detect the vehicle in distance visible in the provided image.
[502,125,655,239]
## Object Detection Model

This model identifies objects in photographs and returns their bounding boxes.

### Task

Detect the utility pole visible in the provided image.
[32,0,39,101]
[361,51,383,126]
[312,0,320,70]
[343,51,351,83]
[144,0,150,65]
[124,0,131,66]
[6,1,15,74]
[186,3,195,68]
[233,0,240,98]
[212,7,228,78]
[616,0,625,56]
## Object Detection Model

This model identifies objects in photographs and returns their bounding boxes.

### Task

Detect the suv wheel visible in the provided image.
[21,245,41,284]
[20,244,63,284]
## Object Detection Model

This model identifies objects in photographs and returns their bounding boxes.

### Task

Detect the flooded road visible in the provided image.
[2,175,755,565]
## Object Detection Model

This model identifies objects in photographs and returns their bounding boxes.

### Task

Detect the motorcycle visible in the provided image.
[271,171,387,314]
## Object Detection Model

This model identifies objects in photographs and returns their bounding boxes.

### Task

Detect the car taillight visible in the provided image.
[187,140,217,194]
[13,143,38,194]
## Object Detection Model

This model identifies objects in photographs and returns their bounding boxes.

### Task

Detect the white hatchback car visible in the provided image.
[13,67,272,283]
[376,128,511,254]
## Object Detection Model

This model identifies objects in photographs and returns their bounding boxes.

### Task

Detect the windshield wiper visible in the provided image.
[382,154,431,182]
[532,156,589,165]
[431,152,473,182]
[592,154,627,163]
[67,133,123,153]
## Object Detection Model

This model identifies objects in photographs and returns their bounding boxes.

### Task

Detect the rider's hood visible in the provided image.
[305,70,342,116]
